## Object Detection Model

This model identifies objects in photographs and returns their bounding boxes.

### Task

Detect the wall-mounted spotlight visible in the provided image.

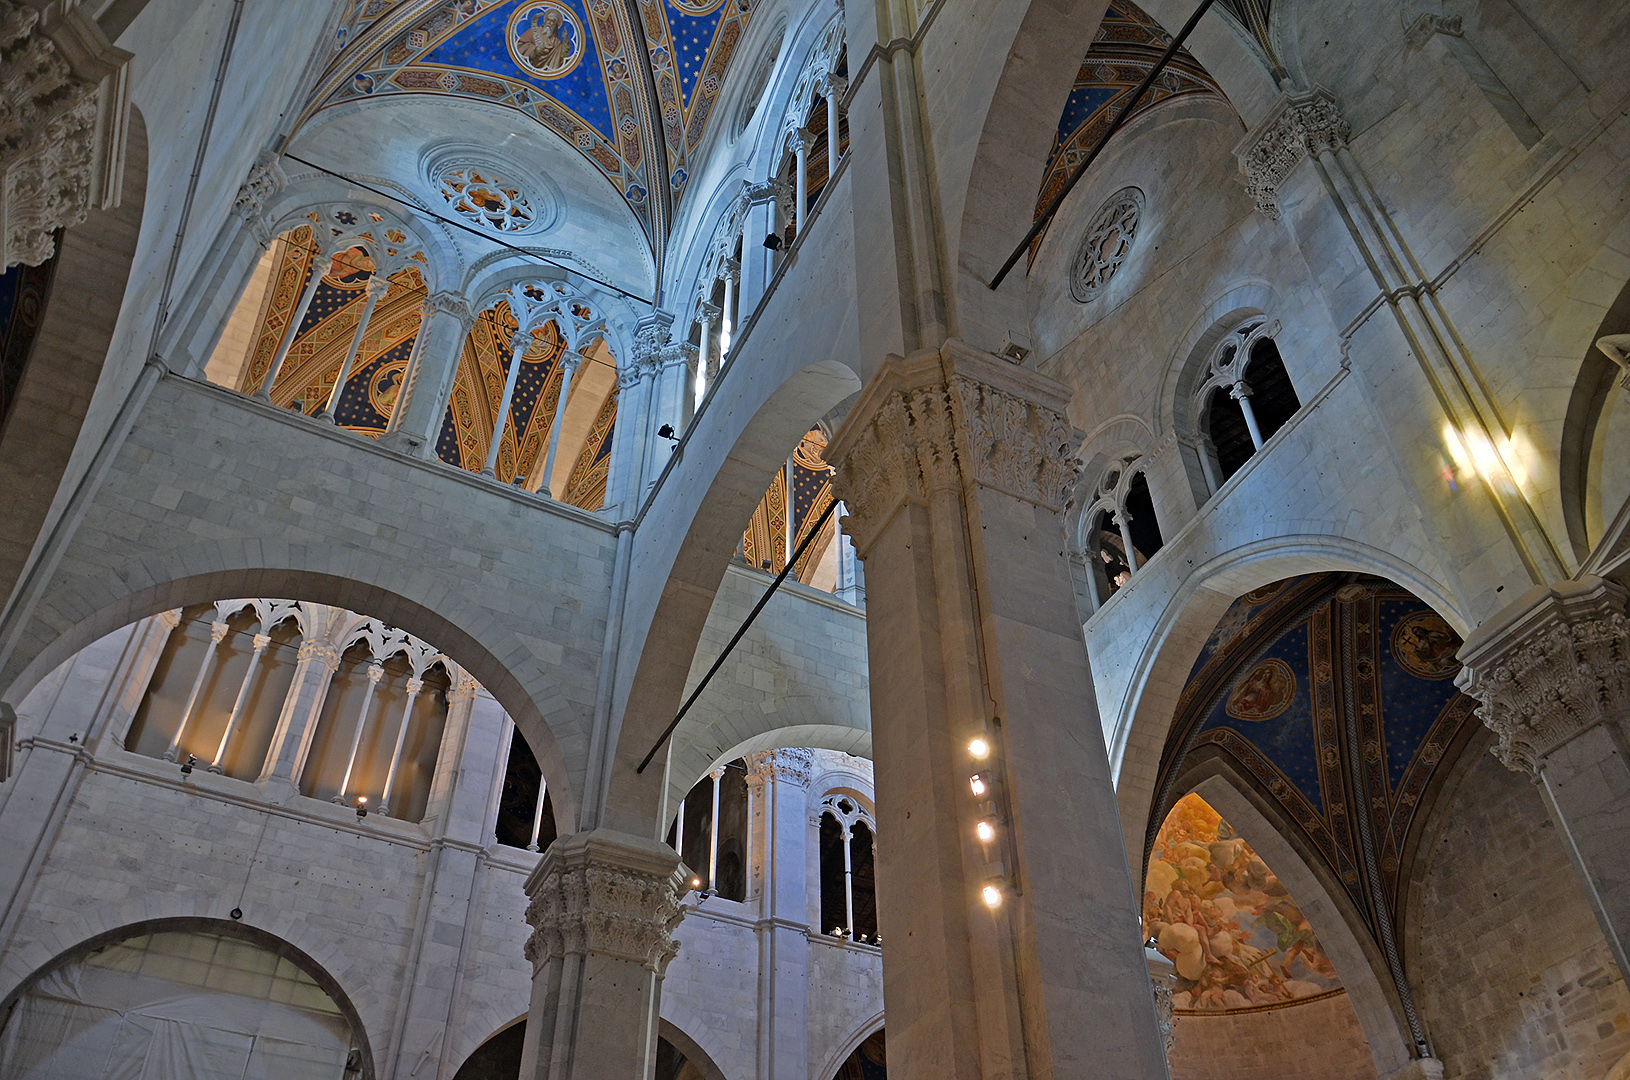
[975,820,996,843]
[657,424,678,442]
[180,755,196,776]
[969,774,987,797]
[763,233,783,251]
[982,883,1003,909]
[968,737,991,760]
[355,796,368,820]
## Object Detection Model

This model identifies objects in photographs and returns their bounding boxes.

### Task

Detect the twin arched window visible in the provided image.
[1193,320,1300,488]
[1080,455,1164,610]
[818,794,878,944]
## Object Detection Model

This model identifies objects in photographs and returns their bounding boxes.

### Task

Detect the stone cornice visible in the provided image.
[1455,576,1630,774]
[523,829,686,974]
[827,340,1076,555]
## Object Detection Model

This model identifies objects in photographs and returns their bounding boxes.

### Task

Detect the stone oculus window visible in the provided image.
[437,166,537,233]
[1071,186,1144,303]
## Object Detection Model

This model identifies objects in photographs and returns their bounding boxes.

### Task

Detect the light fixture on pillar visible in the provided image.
[180,755,196,776]
[657,424,678,442]
[982,883,1003,909]
[968,737,991,760]
[969,774,987,797]
[763,232,783,250]
[355,796,368,820]
[975,820,996,843]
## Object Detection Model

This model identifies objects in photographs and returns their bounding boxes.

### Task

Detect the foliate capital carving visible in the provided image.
[744,747,814,788]
[208,621,230,645]
[0,2,131,267]
[828,342,1076,554]
[523,830,686,975]
[1233,86,1349,220]
[1147,949,1177,1055]
[296,640,341,669]
[423,290,474,327]
[658,341,697,373]
[447,671,481,704]
[232,150,285,244]
[1455,577,1630,775]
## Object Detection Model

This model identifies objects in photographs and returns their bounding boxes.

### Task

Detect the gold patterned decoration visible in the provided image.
[741,468,788,572]
[241,225,317,394]
[562,383,618,510]
[440,304,567,481]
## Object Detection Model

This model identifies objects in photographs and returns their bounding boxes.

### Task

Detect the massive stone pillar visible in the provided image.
[519,829,686,1080]
[745,748,813,1080]
[1456,576,1630,976]
[826,342,1170,1080]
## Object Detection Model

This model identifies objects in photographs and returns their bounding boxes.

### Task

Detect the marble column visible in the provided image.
[255,249,327,402]
[256,637,342,796]
[483,329,533,478]
[745,749,813,1080]
[826,341,1171,1080]
[319,274,392,422]
[380,292,475,458]
[518,829,686,1080]
[789,129,811,233]
[820,74,847,180]
[1457,575,1630,977]
[539,351,582,498]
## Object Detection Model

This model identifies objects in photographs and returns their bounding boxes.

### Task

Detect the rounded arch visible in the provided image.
[1156,280,1279,441]
[1177,770,1414,1077]
[815,1013,885,1080]
[1106,535,1467,859]
[0,552,583,831]
[1561,270,1630,564]
[0,916,379,1079]
[0,106,148,606]
[657,1017,730,1080]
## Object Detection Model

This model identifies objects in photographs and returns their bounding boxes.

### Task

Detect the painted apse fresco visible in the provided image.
[1148,573,1477,1013]
[238,226,616,510]
[1148,793,1342,1012]
[309,0,756,241]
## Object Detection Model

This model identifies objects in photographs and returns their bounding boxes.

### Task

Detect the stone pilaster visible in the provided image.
[380,291,475,457]
[519,828,686,1080]
[1457,576,1630,974]
[826,339,1168,1080]
[742,747,813,1080]
[0,1,131,268]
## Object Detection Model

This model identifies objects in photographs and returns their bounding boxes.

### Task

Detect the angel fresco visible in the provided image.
[1225,658,1295,722]
[1391,612,1461,679]
[1144,793,1343,1012]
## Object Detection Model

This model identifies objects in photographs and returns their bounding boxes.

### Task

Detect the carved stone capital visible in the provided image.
[422,290,474,327]
[232,150,284,245]
[296,639,341,669]
[828,341,1077,555]
[0,2,131,267]
[1146,946,1177,1056]
[1455,577,1630,775]
[744,747,814,788]
[522,829,686,975]
[1233,86,1349,220]
[447,671,481,704]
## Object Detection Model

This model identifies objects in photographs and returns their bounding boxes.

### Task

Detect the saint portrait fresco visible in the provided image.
[1391,611,1461,679]
[1225,657,1295,722]
[509,2,583,78]
[1145,794,1344,1013]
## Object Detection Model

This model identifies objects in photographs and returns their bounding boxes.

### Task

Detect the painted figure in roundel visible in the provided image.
[510,2,582,78]
[1391,611,1461,679]
[1225,658,1295,722]
[369,360,408,417]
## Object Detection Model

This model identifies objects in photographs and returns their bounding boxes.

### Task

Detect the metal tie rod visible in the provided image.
[635,497,841,774]
[987,0,1218,291]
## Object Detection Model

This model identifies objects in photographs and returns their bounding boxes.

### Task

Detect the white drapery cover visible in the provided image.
[0,931,352,1080]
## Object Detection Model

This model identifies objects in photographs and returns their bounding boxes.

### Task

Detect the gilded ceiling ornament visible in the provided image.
[1071,187,1144,303]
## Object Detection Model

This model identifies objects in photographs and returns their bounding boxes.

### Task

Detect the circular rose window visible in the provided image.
[1071,187,1144,303]
[438,167,536,232]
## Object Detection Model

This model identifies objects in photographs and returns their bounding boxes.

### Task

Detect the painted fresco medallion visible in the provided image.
[1243,580,1286,605]
[1225,658,1296,722]
[369,360,408,417]
[1391,612,1461,679]
[670,0,726,13]
[508,2,585,79]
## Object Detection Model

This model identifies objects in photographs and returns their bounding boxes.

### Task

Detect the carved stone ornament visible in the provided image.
[744,747,815,787]
[1454,576,1630,775]
[1233,86,1350,220]
[827,341,1078,555]
[1070,186,1143,303]
[1597,334,1630,392]
[0,2,131,268]
[232,149,286,245]
[1146,948,1177,1056]
[523,829,687,975]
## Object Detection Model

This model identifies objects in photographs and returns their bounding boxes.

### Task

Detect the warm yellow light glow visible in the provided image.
[976,821,996,842]
[970,776,987,796]
[691,878,702,888]
[1442,422,1530,489]
[982,884,1002,908]
[968,737,991,760]
[356,796,367,805]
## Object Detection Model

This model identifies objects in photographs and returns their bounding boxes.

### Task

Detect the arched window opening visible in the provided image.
[737,427,861,601]
[452,1023,700,1080]
[1091,509,1132,601]
[495,727,556,852]
[665,759,749,901]
[1077,454,1162,612]
[1192,320,1296,488]
[0,925,366,1079]
[832,1028,886,1080]
[1124,471,1163,559]
[818,794,879,944]
[1242,338,1300,443]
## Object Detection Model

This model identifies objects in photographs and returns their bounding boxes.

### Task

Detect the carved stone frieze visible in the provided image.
[523,829,687,975]
[1455,577,1630,775]
[744,747,814,788]
[828,343,1077,554]
[0,2,131,267]
[1233,87,1349,220]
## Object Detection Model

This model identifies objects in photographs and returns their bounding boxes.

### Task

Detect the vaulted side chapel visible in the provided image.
[0,0,1627,1078]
